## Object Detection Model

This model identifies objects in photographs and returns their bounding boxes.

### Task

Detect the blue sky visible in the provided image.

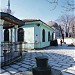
[0,0,74,22]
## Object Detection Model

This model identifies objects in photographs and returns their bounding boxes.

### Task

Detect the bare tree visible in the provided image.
[62,0,75,11]
[69,17,75,37]
[57,14,75,37]
[45,0,58,10]
[45,0,75,11]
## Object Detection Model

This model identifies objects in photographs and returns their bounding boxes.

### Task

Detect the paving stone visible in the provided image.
[21,61,26,63]
[0,68,5,73]
[1,45,75,75]
[69,60,75,63]
[58,61,67,64]
[16,62,22,65]
[67,66,75,70]
[51,68,61,75]
[20,64,26,67]
[70,63,75,66]
[24,65,32,69]
[30,59,35,61]
[29,63,35,67]
[18,67,28,72]
[1,72,11,75]
[23,71,33,75]
[49,60,58,64]
[49,63,62,67]
[15,71,33,75]
[25,61,32,64]
[52,66,65,71]
[48,59,54,62]
[58,63,71,67]
[62,65,71,69]
[2,66,10,69]
[61,71,74,75]
[10,64,20,69]
[62,60,70,63]
[6,67,18,74]
[65,69,75,75]
[24,60,31,62]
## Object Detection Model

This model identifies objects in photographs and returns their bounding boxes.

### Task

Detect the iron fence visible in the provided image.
[1,42,22,67]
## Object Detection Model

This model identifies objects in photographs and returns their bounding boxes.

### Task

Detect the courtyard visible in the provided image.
[0,0,75,75]
[0,44,75,75]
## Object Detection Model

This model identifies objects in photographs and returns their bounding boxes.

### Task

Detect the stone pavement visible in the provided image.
[0,45,75,75]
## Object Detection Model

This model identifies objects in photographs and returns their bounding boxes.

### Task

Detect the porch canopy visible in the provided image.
[0,12,25,67]
[0,12,25,28]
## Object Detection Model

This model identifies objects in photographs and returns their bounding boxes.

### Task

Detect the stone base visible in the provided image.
[32,67,51,75]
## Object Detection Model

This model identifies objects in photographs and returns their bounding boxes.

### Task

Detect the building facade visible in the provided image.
[20,19,55,49]
[0,12,24,66]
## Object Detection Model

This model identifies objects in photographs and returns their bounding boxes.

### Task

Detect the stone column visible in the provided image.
[9,28,13,54]
[0,19,4,63]
[14,25,18,51]
[14,25,18,42]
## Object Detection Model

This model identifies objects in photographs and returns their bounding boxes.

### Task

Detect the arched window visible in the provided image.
[18,28,24,42]
[4,29,9,42]
[42,29,45,42]
[48,32,50,41]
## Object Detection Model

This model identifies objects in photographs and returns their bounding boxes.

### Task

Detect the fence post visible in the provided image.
[19,42,22,58]
[4,50,7,66]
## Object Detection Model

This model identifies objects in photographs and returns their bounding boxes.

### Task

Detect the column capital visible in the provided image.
[0,19,4,26]
[14,25,18,29]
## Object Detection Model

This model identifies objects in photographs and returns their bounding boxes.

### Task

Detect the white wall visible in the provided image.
[22,25,34,49]
[0,19,4,63]
[21,21,54,49]
[34,22,54,48]
[34,24,40,48]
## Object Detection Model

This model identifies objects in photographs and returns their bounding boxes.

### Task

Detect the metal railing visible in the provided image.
[1,42,22,67]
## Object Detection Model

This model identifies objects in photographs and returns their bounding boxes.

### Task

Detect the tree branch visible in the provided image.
[46,0,58,4]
